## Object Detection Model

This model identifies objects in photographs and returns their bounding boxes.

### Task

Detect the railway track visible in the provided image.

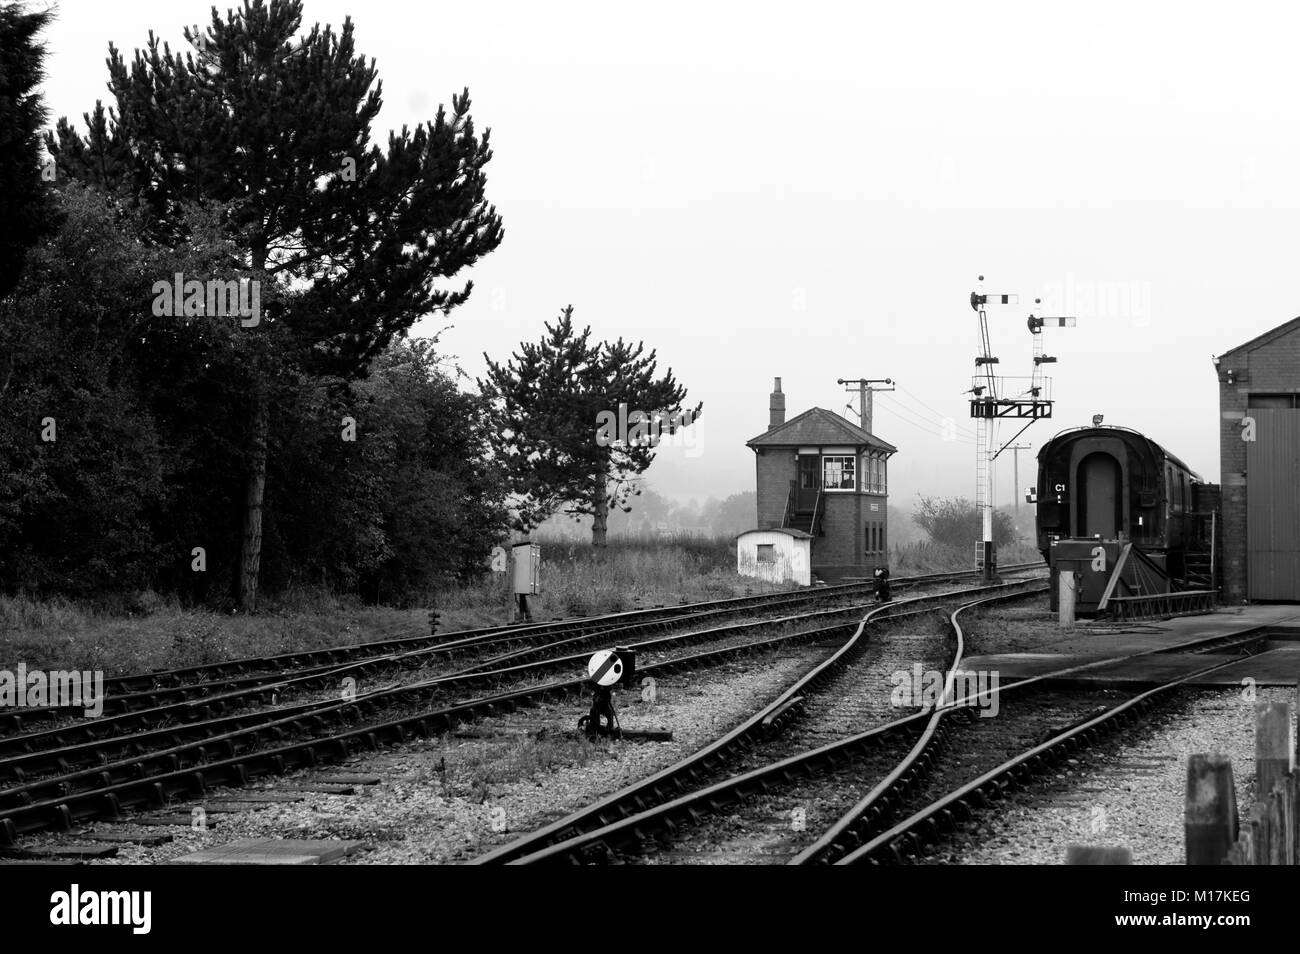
[470,579,1046,864]
[0,571,1043,772]
[481,597,1267,865]
[834,652,1260,865]
[0,571,1045,846]
[0,563,1044,735]
[0,589,942,782]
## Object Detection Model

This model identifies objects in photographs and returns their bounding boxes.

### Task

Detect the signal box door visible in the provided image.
[797,455,820,511]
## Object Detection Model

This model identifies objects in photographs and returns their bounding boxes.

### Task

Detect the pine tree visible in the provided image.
[48,0,503,609]
[480,307,701,546]
[0,2,57,301]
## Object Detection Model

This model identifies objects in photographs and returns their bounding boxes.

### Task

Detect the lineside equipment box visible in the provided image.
[512,542,541,595]
[1048,538,1169,614]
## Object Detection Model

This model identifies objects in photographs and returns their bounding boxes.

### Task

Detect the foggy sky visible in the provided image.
[41,1,1300,509]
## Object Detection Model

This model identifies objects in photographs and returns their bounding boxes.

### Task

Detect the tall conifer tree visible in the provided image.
[480,307,701,546]
[49,0,503,608]
[0,2,56,301]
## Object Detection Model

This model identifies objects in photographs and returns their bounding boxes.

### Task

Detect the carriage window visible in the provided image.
[823,456,855,490]
[756,544,776,563]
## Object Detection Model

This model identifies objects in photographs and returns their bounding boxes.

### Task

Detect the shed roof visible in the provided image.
[1217,315,1300,361]
[745,407,897,453]
[735,527,813,540]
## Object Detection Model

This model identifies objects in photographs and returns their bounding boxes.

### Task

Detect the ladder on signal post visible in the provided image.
[1028,306,1076,397]
[970,282,1016,580]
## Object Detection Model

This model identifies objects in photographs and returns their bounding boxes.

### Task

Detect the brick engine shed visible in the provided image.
[745,378,896,582]
[1215,317,1300,602]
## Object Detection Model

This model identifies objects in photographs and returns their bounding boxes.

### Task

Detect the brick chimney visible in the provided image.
[769,377,785,430]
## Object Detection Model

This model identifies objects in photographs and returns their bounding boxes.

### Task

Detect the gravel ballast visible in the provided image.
[933,686,1296,865]
[33,646,828,864]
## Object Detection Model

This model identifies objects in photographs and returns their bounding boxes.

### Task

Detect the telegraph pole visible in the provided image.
[1007,443,1031,515]
[837,377,894,434]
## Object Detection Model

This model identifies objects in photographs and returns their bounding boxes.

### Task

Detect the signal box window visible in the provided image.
[756,544,776,563]
[864,456,887,493]
[823,456,856,490]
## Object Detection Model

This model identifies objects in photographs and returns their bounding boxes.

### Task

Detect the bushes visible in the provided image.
[911,496,1019,553]
[0,189,509,608]
[890,539,1040,575]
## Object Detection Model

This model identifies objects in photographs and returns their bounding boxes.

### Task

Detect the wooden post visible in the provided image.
[1244,802,1268,865]
[1255,701,1293,804]
[1185,753,1238,865]
[1293,688,1300,765]
[1266,789,1286,865]
[1058,571,1076,629]
[1291,771,1300,868]
[1226,835,1253,865]
[1066,845,1132,864]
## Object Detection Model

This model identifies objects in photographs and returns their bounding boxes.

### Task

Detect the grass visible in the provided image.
[0,531,1042,677]
[959,601,1064,656]
[442,532,791,622]
[887,538,1041,576]
[0,588,431,676]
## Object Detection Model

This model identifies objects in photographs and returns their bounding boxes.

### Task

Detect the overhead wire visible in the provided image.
[875,392,978,444]
[872,397,977,445]
[894,383,980,439]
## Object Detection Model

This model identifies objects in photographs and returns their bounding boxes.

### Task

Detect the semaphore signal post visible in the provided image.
[968,277,1075,581]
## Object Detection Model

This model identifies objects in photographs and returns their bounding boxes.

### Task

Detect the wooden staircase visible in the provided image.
[781,481,824,537]
[786,510,819,535]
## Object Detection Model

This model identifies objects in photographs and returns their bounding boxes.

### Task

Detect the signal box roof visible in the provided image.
[746,407,897,453]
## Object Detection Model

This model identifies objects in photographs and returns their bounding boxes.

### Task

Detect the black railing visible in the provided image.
[782,480,796,529]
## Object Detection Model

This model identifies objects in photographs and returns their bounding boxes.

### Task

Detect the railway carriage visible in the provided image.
[1033,425,1219,611]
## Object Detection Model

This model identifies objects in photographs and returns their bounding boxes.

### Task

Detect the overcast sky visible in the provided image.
[39,1,1300,509]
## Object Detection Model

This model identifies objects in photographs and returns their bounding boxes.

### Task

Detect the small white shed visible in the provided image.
[736,528,812,586]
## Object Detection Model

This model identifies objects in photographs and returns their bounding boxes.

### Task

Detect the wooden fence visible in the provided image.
[1213,700,1297,865]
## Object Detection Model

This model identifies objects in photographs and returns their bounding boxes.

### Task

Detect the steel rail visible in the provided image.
[90,563,1038,693]
[0,584,1037,844]
[0,576,999,776]
[836,650,1257,864]
[471,579,1043,865]
[792,620,1268,864]
[0,563,1045,734]
[0,590,910,783]
[497,603,1268,865]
